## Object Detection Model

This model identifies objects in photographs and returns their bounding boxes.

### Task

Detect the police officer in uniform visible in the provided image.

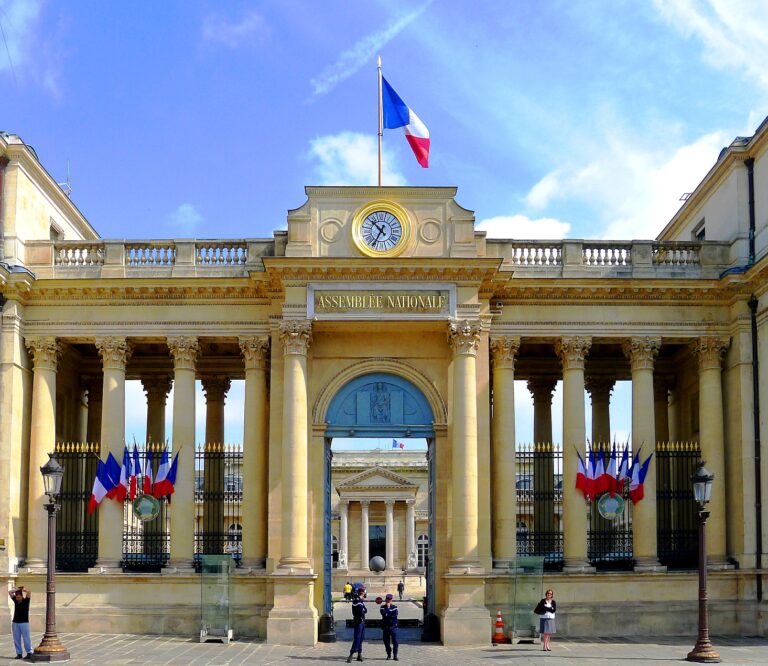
[380,593,399,661]
[347,586,367,662]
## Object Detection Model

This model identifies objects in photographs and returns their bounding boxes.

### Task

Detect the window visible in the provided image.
[332,535,339,568]
[49,219,63,241]
[693,219,705,241]
[417,534,429,568]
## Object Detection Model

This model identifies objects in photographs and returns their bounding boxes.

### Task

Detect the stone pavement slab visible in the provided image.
[1,633,767,665]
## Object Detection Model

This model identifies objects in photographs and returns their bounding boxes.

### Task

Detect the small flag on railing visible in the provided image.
[154,447,179,499]
[88,459,112,514]
[629,453,653,504]
[143,449,154,495]
[392,439,405,449]
[105,452,122,499]
[115,447,131,502]
[130,445,140,500]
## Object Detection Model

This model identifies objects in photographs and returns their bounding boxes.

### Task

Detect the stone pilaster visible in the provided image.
[556,336,592,571]
[338,501,349,570]
[623,336,662,570]
[25,337,61,569]
[692,336,730,566]
[201,376,231,556]
[490,335,520,568]
[405,499,416,570]
[239,336,270,569]
[360,500,370,568]
[93,337,133,570]
[166,336,199,570]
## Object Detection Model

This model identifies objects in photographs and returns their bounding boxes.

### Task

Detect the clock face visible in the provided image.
[360,211,403,252]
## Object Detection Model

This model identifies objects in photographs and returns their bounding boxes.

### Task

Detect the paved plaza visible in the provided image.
[1,632,767,665]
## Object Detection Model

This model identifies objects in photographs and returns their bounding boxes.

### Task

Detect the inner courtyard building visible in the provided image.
[2,119,768,644]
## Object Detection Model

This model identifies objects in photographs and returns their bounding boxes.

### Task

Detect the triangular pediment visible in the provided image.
[337,465,416,489]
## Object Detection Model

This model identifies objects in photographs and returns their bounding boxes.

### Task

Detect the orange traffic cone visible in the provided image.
[492,609,511,644]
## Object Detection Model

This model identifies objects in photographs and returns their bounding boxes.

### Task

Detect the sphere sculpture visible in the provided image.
[369,555,386,572]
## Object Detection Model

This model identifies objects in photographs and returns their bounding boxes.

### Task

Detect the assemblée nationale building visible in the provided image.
[2,119,768,646]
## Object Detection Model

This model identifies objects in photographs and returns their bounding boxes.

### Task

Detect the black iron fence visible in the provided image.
[122,442,171,572]
[657,441,700,568]
[55,442,99,572]
[515,443,563,569]
[194,443,243,570]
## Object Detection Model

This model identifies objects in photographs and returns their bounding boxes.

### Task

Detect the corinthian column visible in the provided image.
[25,337,61,569]
[692,336,730,566]
[623,337,661,570]
[339,501,349,570]
[277,321,312,570]
[201,376,231,555]
[490,335,520,568]
[556,336,592,571]
[653,376,672,445]
[93,337,133,569]
[239,336,270,568]
[142,375,172,445]
[360,500,370,568]
[167,336,199,570]
[448,320,482,569]
[385,499,395,569]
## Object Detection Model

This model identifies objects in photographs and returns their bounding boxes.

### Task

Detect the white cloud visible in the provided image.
[201,9,266,48]
[310,2,433,97]
[477,215,570,240]
[0,0,42,73]
[307,132,406,185]
[167,203,203,235]
[652,0,768,92]
[524,130,727,240]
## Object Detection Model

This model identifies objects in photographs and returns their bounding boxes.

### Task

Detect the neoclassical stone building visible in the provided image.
[2,118,768,645]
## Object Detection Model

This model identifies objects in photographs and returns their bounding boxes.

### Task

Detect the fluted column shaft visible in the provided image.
[25,337,61,567]
[94,337,133,568]
[142,376,171,445]
[339,501,349,568]
[490,336,520,567]
[693,337,730,563]
[168,336,199,569]
[557,336,591,570]
[202,376,231,555]
[240,336,270,568]
[448,320,482,568]
[361,500,370,568]
[278,321,312,569]
[406,499,415,568]
[585,377,614,445]
[385,499,395,569]
[623,337,661,567]
[653,376,671,445]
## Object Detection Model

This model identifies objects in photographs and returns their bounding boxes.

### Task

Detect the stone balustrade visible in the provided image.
[17,237,732,280]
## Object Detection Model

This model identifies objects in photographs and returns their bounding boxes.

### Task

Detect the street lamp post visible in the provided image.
[30,454,70,663]
[686,461,720,663]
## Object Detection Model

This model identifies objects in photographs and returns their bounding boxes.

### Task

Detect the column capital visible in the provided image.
[201,375,231,403]
[556,336,591,370]
[141,375,173,402]
[622,336,661,370]
[527,376,558,403]
[584,376,615,402]
[25,336,62,371]
[339,499,350,509]
[279,321,312,356]
[95,337,133,371]
[448,319,481,356]
[405,498,416,507]
[691,336,730,370]
[384,499,396,507]
[490,335,520,369]
[360,499,371,507]
[239,335,270,369]
[167,336,199,370]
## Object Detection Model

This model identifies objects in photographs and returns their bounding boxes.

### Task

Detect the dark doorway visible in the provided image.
[369,524,386,561]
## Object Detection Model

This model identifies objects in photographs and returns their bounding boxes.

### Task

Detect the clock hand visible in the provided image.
[375,224,387,241]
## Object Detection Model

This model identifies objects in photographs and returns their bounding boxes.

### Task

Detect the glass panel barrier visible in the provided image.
[200,554,233,643]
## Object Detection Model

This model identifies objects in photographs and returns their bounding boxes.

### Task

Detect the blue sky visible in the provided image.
[2,0,764,446]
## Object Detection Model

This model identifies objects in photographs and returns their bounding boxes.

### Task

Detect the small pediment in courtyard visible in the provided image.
[337,465,417,496]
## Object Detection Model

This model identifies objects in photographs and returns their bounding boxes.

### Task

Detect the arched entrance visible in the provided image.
[321,371,438,641]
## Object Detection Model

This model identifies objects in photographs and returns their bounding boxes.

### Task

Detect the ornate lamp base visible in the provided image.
[28,636,71,662]
[686,639,721,663]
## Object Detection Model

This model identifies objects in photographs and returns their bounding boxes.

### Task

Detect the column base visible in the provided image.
[266,572,318,646]
[447,559,484,574]
[562,558,595,574]
[236,558,267,572]
[276,557,313,573]
[492,558,515,571]
[634,557,667,573]
[707,559,736,571]
[162,558,195,574]
[21,560,47,574]
[88,558,123,574]
[442,572,490,646]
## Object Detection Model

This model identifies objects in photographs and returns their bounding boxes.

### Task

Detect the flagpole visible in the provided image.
[377,55,383,187]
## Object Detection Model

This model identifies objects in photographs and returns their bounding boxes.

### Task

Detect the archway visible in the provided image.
[321,371,438,642]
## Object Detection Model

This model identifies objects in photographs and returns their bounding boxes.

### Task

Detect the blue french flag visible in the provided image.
[382,76,430,168]
[392,439,405,449]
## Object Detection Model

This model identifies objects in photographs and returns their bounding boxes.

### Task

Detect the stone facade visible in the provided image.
[2,121,768,644]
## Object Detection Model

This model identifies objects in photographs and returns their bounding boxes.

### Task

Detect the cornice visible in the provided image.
[303,186,459,199]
